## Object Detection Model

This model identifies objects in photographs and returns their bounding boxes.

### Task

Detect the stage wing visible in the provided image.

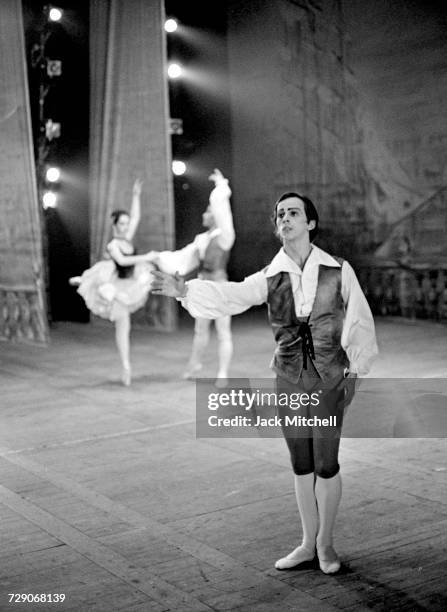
[0,0,49,344]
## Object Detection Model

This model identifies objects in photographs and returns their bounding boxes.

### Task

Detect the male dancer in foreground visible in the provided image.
[152,192,378,574]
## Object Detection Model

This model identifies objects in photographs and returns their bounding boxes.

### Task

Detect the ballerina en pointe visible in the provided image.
[122,366,131,387]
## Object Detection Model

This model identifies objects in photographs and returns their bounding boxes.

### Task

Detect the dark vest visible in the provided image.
[198,236,230,281]
[266,261,348,383]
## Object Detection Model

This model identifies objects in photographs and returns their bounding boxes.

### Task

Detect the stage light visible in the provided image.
[165,18,178,33]
[168,63,182,79]
[42,191,57,209]
[46,167,60,183]
[48,7,63,22]
[172,160,186,176]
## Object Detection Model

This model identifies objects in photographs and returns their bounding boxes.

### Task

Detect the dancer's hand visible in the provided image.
[209,168,225,185]
[144,250,159,263]
[133,178,143,197]
[341,372,360,414]
[151,271,186,298]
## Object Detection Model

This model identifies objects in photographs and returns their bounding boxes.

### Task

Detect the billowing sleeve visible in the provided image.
[181,270,267,319]
[341,261,378,375]
[208,178,235,251]
[156,240,200,276]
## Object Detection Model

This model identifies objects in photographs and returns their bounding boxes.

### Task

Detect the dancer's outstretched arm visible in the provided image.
[126,178,143,241]
[151,270,267,319]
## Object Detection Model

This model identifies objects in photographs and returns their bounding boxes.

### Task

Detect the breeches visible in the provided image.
[277,361,346,479]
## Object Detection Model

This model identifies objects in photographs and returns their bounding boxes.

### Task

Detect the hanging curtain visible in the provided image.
[90,0,176,329]
[0,0,48,344]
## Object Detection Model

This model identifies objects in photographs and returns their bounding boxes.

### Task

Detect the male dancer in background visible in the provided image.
[151,169,235,387]
[151,191,377,574]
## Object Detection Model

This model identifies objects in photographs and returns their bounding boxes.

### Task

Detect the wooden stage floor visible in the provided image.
[1,314,446,611]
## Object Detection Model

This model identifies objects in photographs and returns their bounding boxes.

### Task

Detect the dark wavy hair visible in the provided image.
[111,209,130,225]
[272,192,319,242]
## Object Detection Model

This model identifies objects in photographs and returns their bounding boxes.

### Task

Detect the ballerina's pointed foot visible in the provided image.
[275,545,315,570]
[317,545,341,574]
[182,364,202,380]
[122,366,131,387]
[69,276,81,286]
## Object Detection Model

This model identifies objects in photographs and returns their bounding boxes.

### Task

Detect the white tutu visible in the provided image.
[77,260,155,321]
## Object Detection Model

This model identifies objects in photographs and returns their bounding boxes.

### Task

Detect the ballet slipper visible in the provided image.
[69,276,81,286]
[275,545,315,570]
[122,366,131,387]
[182,364,202,380]
[317,545,341,574]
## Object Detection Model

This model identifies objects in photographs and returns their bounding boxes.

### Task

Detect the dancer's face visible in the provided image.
[276,197,315,242]
[202,206,214,228]
[114,213,130,237]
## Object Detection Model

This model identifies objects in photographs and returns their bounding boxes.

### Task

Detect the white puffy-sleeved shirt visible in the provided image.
[180,245,378,376]
[156,178,235,276]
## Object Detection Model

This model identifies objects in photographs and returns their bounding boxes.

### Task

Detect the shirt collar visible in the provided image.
[264,245,341,277]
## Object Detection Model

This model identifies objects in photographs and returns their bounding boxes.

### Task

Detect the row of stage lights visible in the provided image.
[35,6,64,209]
[165,19,183,80]
[164,17,187,177]
[44,158,185,208]
[165,19,182,79]
[41,12,185,210]
[42,166,61,209]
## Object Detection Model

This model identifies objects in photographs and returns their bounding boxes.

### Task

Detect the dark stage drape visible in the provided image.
[90,0,176,329]
[0,0,49,344]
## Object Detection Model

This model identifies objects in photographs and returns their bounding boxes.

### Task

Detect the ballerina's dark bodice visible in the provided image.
[112,239,137,278]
